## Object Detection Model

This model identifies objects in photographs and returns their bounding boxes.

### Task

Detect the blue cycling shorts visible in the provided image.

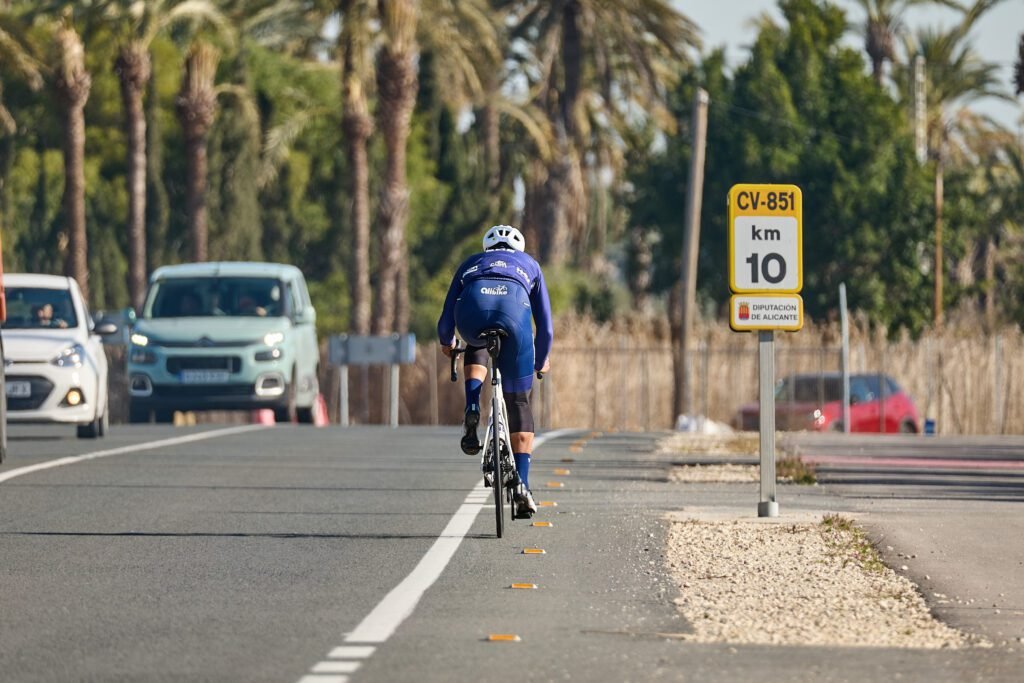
[454,278,535,393]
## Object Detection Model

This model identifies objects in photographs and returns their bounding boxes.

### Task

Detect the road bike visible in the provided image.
[451,331,542,538]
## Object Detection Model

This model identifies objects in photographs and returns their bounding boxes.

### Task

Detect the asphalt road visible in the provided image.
[2,424,1024,682]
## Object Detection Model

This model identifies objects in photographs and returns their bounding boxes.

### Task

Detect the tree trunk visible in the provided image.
[983,237,996,330]
[375,0,418,335]
[341,0,373,335]
[115,43,151,311]
[176,42,219,263]
[933,156,944,327]
[481,99,500,193]
[54,25,92,303]
[146,54,170,270]
[538,1,586,267]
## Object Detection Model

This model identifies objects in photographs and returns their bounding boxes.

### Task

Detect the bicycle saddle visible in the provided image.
[476,329,508,339]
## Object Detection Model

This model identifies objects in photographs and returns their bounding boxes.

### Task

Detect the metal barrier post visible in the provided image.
[339,365,349,427]
[389,364,399,428]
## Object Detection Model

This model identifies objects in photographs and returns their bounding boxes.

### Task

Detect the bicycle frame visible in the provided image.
[449,336,519,538]
[481,339,519,536]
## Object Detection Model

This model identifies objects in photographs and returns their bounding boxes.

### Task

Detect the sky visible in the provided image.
[678,0,1023,131]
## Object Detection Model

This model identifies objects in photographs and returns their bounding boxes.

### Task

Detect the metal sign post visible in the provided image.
[727,184,803,518]
[758,331,778,517]
[329,334,416,428]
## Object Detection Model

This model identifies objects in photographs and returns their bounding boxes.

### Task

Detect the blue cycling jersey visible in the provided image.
[437,248,553,372]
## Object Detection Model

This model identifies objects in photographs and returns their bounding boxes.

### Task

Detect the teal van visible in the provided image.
[127,262,320,423]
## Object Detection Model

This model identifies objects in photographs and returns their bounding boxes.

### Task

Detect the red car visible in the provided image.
[734,373,920,433]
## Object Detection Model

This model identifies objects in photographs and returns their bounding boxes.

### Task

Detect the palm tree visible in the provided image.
[502,0,699,266]
[52,17,92,301]
[373,0,417,335]
[0,4,43,136]
[1015,33,1023,95]
[900,0,1010,325]
[109,0,230,309]
[369,0,500,334]
[340,0,374,335]
[176,40,219,262]
[850,0,960,85]
[0,3,43,236]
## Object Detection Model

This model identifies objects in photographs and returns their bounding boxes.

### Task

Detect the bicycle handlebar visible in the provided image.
[448,342,547,382]
[449,344,466,382]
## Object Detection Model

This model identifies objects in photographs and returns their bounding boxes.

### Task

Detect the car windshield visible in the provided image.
[144,277,288,319]
[775,376,843,403]
[2,287,79,330]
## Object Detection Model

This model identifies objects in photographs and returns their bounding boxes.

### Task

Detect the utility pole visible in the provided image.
[914,55,927,165]
[674,87,710,421]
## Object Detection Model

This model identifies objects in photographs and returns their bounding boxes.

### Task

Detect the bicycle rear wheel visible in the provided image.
[492,421,504,538]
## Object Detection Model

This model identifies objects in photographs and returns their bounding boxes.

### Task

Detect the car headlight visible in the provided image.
[263,331,285,346]
[130,332,149,347]
[52,343,85,368]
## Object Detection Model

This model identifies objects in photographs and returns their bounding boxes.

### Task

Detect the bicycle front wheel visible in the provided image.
[492,427,504,539]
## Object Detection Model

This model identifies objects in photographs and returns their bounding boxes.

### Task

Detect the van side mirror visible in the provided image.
[95,321,119,336]
[295,308,316,326]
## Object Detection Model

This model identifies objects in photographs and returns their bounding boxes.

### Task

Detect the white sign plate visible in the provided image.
[728,184,803,294]
[730,294,804,332]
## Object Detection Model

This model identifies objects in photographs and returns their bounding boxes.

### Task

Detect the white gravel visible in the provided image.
[667,515,976,649]
[670,464,759,483]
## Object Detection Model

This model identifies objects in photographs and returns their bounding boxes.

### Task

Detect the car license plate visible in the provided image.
[5,381,31,398]
[180,370,230,384]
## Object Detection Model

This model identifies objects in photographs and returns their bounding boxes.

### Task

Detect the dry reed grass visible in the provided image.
[381,311,1024,435]
[107,309,1024,435]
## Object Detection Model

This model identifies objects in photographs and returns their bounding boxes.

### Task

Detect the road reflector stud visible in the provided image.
[522,547,546,555]
[538,501,558,507]
[553,468,571,476]
[561,458,575,463]
[531,521,553,528]
[487,634,522,642]
[510,583,538,590]
[546,481,565,488]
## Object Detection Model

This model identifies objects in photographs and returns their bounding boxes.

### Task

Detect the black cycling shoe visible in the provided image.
[460,405,481,455]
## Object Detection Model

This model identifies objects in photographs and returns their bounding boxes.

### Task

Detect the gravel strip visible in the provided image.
[667,516,976,648]
[670,464,759,483]
[658,433,760,457]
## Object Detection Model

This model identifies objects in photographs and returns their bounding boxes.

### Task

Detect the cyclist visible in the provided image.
[437,225,553,517]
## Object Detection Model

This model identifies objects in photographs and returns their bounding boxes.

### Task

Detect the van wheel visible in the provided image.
[296,367,319,424]
[899,420,917,434]
[274,370,298,424]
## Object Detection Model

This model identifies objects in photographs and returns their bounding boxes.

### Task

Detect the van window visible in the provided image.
[145,277,289,318]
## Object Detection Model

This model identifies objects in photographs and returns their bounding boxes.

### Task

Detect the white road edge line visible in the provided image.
[297,428,579,682]
[0,425,267,485]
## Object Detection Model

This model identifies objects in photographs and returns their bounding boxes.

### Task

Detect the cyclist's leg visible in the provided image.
[495,294,537,514]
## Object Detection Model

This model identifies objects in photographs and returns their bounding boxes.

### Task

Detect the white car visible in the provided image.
[2,274,117,438]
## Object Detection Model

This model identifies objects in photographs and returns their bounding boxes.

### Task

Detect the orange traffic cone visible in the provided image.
[252,408,276,426]
[314,394,329,427]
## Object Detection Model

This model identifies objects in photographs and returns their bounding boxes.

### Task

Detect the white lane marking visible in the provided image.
[298,676,348,683]
[342,428,575,644]
[313,662,360,674]
[0,425,266,485]
[344,493,487,644]
[296,428,579,682]
[327,646,375,659]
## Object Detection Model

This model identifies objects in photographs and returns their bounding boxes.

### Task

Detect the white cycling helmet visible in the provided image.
[482,224,526,252]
